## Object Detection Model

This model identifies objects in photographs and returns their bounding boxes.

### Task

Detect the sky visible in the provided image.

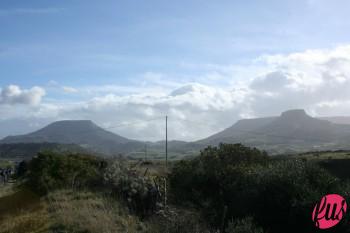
[1,0,350,141]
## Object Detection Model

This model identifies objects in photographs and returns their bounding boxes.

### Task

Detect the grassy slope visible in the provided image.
[287,150,350,180]
[0,187,146,233]
[293,150,350,161]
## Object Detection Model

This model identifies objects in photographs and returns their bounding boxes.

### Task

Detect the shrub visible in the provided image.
[23,151,106,194]
[104,159,162,217]
[226,217,263,233]
[147,208,211,233]
[48,189,147,233]
[169,143,346,233]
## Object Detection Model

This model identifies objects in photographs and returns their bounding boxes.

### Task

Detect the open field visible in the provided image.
[283,150,350,180]
[0,160,13,169]
[291,150,350,161]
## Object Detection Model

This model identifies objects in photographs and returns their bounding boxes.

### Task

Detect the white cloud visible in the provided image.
[3,45,350,141]
[62,86,78,93]
[247,45,350,116]
[0,85,46,106]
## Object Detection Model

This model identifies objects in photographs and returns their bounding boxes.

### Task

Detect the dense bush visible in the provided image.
[147,208,211,233]
[226,217,263,233]
[22,151,107,194]
[169,143,348,233]
[104,159,162,217]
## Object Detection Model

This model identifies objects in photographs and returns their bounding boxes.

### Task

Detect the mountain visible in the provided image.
[3,110,350,158]
[0,120,144,155]
[319,116,350,125]
[198,109,350,154]
[0,143,88,161]
[199,116,277,143]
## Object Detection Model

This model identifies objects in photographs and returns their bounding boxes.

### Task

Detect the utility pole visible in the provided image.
[144,144,147,162]
[165,115,168,168]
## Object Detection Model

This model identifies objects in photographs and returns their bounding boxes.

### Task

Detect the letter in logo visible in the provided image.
[312,194,347,229]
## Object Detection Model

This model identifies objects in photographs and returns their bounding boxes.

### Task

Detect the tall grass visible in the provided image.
[47,190,147,233]
[0,187,48,233]
[0,186,149,233]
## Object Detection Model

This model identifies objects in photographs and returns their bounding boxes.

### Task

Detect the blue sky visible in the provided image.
[1,0,350,88]
[1,0,350,140]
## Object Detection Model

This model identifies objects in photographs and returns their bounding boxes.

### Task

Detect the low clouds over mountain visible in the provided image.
[2,45,350,141]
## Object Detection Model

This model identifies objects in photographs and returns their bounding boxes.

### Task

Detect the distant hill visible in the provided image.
[0,143,88,161]
[319,116,350,125]
[197,109,350,154]
[3,110,350,158]
[0,120,144,155]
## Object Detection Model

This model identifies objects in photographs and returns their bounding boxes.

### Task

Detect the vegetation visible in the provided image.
[289,150,350,180]
[169,143,350,233]
[226,217,263,233]
[103,158,162,217]
[1,144,350,232]
[23,151,107,194]
[0,142,87,160]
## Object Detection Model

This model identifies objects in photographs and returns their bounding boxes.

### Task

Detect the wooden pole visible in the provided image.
[144,144,147,162]
[165,115,168,168]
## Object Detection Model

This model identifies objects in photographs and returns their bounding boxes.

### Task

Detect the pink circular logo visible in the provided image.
[312,194,347,229]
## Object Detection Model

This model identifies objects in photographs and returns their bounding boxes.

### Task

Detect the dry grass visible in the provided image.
[0,187,49,233]
[0,208,49,233]
[47,190,147,233]
[0,184,15,198]
[0,185,149,233]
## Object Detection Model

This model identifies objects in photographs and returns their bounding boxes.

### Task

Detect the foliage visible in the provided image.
[104,158,162,217]
[48,189,147,233]
[147,208,211,233]
[226,217,263,233]
[22,151,107,194]
[169,143,347,233]
[169,144,269,204]
[0,189,47,233]
[16,160,28,177]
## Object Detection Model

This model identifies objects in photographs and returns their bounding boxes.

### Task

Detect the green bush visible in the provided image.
[169,143,347,233]
[170,144,269,204]
[104,159,161,217]
[23,151,106,194]
[226,217,263,233]
[147,208,211,233]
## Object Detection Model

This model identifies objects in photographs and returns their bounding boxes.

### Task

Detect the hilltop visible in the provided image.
[0,120,144,155]
[197,109,350,154]
[3,110,350,157]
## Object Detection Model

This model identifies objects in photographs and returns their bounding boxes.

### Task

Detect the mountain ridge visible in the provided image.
[2,110,350,156]
[197,109,350,154]
[0,120,144,155]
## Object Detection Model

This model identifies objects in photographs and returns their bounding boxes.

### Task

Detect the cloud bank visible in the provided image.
[0,85,46,106]
[2,45,350,141]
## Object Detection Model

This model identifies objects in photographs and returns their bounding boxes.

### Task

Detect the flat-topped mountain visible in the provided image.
[257,109,335,142]
[2,110,350,157]
[198,109,350,154]
[0,120,144,154]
